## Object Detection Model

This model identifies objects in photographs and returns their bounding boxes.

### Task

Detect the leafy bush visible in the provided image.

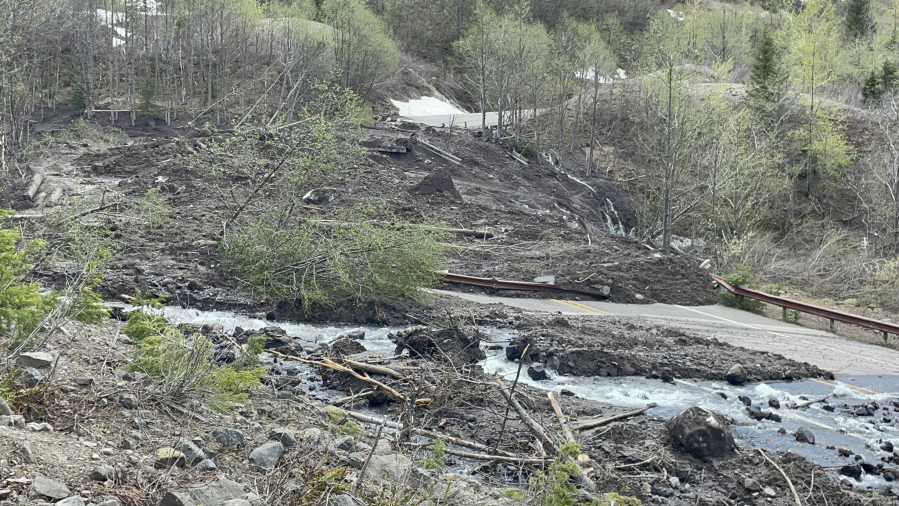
[133,188,170,229]
[423,439,447,469]
[529,443,584,506]
[514,140,538,158]
[0,210,55,344]
[719,266,766,314]
[123,299,264,411]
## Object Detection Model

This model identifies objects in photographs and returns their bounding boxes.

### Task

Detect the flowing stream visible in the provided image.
[144,306,899,487]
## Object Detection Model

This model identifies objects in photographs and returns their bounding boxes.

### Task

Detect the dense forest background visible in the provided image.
[3,0,899,308]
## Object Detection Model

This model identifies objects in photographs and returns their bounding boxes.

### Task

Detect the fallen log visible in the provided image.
[24,172,44,201]
[573,403,657,432]
[792,396,828,409]
[267,350,405,401]
[444,447,548,464]
[495,378,560,451]
[342,359,406,380]
[343,409,518,458]
[416,139,462,165]
[547,392,575,444]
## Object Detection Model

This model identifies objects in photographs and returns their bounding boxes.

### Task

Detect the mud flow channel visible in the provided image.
[151,306,899,488]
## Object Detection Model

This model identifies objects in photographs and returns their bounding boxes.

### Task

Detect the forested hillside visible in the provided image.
[2,0,899,308]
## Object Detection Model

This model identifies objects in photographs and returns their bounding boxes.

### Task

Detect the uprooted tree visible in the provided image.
[216,85,445,310]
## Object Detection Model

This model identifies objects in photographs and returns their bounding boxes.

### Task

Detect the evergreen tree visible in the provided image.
[882,60,899,93]
[845,0,875,40]
[746,30,786,116]
[862,70,882,103]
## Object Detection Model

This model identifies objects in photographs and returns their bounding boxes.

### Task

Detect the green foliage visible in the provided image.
[528,443,584,506]
[514,140,537,158]
[138,78,161,116]
[320,0,399,96]
[124,305,264,411]
[863,69,883,103]
[423,439,447,469]
[502,489,526,502]
[746,30,787,119]
[0,210,55,344]
[200,122,218,138]
[719,266,766,313]
[69,248,111,325]
[339,420,361,436]
[133,188,170,229]
[882,60,899,92]
[845,0,875,40]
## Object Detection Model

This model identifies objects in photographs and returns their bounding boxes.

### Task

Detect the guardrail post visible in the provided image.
[782,307,787,322]
[884,332,890,345]
[829,319,836,333]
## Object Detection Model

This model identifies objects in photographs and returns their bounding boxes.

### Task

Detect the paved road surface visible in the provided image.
[435,289,899,380]
[400,112,499,129]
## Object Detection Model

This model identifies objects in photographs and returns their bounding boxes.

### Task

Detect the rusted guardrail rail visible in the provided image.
[711,274,899,344]
[440,272,609,299]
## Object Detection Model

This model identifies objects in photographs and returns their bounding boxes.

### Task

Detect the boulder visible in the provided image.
[666,407,734,459]
[159,477,246,506]
[155,447,186,469]
[31,475,71,500]
[745,406,770,421]
[249,441,284,471]
[768,398,781,409]
[55,497,86,506]
[268,428,298,448]
[795,427,815,445]
[840,464,863,480]
[119,393,138,410]
[214,427,245,449]
[737,395,751,407]
[90,464,122,482]
[302,188,338,205]
[178,440,207,465]
[21,367,43,387]
[527,363,548,381]
[0,396,12,416]
[334,329,366,341]
[726,364,745,385]
[16,351,55,369]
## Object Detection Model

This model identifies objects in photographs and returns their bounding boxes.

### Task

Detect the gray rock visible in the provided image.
[795,427,816,444]
[221,501,252,506]
[334,436,355,451]
[214,427,245,449]
[327,495,359,506]
[188,477,246,506]
[132,418,148,430]
[268,428,298,448]
[302,187,338,205]
[348,452,366,469]
[41,422,53,432]
[744,477,762,492]
[97,499,124,506]
[373,439,391,456]
[19,442,34,464]
[196,459,217,471]
[119,394,138,410]
[122,438,137,450]
[91,464,122,482]
[533,275,556,285]
[178,440,206,465]
[249,441,284,471]
[0,396,12,416]
[527,363,548,381]
[16,351,55,369]
[300,428,323,446]
[362,454,430,489]
[54,497,86,506]
[762,487,777,497]
[334,329,366,341]
[737,395,751,406]
[73,377,94,387]
[768,398,781,409]
[666,407,735,460]
[0,415,25,427]
[21,367,43,387]
[31,475,71,500]
[726,364,745,385]
[155,447,186,469]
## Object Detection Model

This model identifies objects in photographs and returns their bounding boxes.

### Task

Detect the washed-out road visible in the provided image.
[436,289,899,395]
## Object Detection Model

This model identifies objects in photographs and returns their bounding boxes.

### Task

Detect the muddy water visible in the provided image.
[143,308,898,486]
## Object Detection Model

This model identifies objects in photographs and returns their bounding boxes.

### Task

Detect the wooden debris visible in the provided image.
[573,403,657,432]
[758,449,802,506]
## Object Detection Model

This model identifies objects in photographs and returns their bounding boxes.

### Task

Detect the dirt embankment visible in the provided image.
[3,113,715,316]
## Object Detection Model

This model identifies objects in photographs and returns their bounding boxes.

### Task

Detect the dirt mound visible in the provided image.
[409,167,463,202]
[508,316,830,382]
[393,326,485,366]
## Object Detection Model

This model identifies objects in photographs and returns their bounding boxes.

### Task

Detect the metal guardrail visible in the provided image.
[711,274,899,342]
[440,272,609,299]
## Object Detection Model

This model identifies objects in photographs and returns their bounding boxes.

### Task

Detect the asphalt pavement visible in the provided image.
[435,289,899,381]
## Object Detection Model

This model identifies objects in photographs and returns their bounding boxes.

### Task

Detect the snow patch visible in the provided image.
[391,97,466,117]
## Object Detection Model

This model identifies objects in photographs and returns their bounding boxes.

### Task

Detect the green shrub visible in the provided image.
[133,188,170,229]
[0,210,55,345]
[719,265,766,314]
[423,439,447,469]
[514,140,537,158]
[340,420,361,436]
[124,301,264,411]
